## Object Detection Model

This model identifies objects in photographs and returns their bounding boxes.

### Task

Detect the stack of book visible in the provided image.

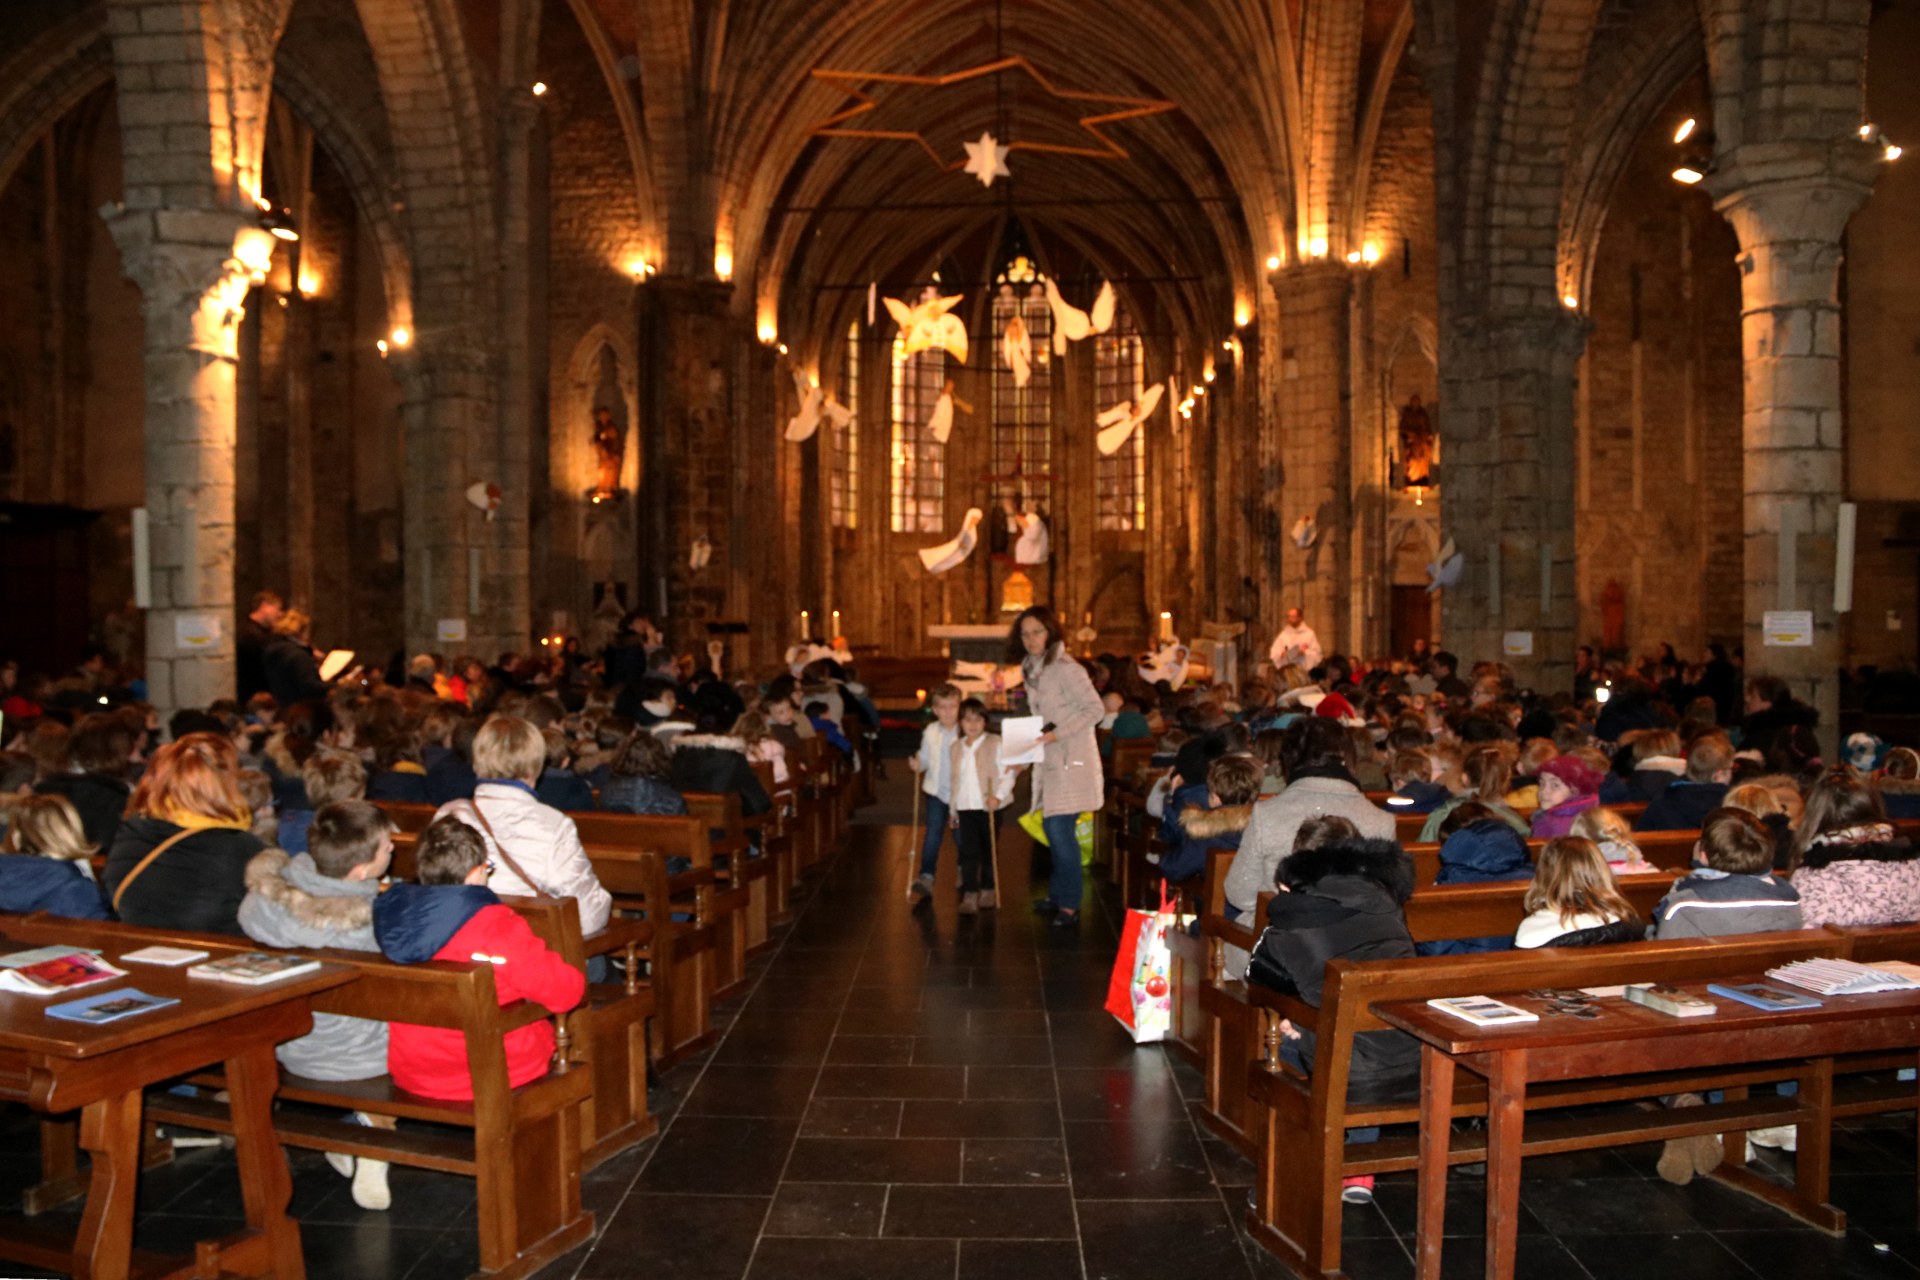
[1765,958,1920,996]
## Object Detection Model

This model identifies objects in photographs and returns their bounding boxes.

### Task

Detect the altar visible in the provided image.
[926,624,1009,665]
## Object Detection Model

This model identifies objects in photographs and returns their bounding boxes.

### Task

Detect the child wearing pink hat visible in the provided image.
[1530,755,1604,839]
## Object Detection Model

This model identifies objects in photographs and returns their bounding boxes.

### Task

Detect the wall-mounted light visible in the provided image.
[390,326,412,348]
[1307,236,1328,259]
[1345,250,1361,264]
[776,342,789,357]
[715,248,733,281]
[1561,293,1579,310]
[1264,254,1281,271]
[1887,143,1904,161]
[1671,166,1706,184]
[1673,117,1696,144]
[626,258,654,280]
[1360,242,1381,265]
[531,82,548,97]
[376,338,389,356]
[1861,123,1878,141]
[757,321,777,345]
[1233,302,1251,327]
[297,269,320,298]
[259,205,299,242]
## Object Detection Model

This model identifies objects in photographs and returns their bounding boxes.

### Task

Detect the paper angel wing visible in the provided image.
[918,508,983,574]
[1045,278,1091,355]
[1134,381,1165,423]
[822,396,852,431]
[883,296,914,330]
[1089,281,1117,334]
[784,371,823,442]
[1426,536,1463,594]
[1290,514,1319,549]
[928,391,955,443]
[1094,383,1164,456]
[1095,400,1134,428]
[931,312,969,363]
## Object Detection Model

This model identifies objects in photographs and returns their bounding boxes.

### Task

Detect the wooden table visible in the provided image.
[0,928,353,1280]
[1375,981,1920,1280]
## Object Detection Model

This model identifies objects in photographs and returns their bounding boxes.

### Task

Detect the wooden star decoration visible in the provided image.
[809,55,1177,177]
[963,131,1011,187]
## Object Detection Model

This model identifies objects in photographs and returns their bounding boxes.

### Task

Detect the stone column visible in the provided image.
[1707,144,1877,750]
[395,345,501,662]
[493,89,541,653]
[104,206,275,719]
[1438,310,1584,694]
[1268,261,1353,656]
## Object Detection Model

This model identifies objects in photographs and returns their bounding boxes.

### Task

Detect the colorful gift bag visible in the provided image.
[1104,894,1181,1043]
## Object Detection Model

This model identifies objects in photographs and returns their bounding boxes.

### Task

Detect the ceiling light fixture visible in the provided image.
[1673,117,1696,144]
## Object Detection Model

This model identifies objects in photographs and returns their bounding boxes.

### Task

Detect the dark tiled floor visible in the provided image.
[14,772,1920,1279]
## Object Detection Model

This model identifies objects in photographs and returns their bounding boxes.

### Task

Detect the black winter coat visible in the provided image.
[35,772,132,850]
[1246,838,1421,1102]
[102,817,264,935]
[264,636,328,708]
[669,736,771,816]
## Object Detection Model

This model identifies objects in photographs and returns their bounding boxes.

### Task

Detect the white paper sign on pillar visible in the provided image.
[437,618,468,644]
[1502,631,1534,657]
[173,614,222,651]
[1762,611,1813,647]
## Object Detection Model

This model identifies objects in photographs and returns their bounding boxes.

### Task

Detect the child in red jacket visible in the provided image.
[371,817,584,1100]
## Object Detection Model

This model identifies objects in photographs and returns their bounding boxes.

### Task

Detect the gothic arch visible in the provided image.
[564,323,641,494]
[0,14,112,198]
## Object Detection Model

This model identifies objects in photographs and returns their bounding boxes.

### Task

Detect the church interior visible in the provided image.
[1,0,1920,1277]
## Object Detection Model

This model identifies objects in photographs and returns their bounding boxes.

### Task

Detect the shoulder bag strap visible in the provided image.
[111,828,199,914]
[461,797,555,901]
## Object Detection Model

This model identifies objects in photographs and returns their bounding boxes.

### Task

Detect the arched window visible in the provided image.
[890,329,946,534]
[1095,312,1147,532]
[832,322,859,529]
[991,263,1053,509]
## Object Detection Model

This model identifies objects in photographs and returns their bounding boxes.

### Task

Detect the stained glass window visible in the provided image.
[1095,312,1147,532]
[831,322,859,529]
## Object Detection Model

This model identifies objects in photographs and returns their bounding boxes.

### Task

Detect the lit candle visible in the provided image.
[831,610,842,637]
[1159,611,1173,642]
[799,610,810,637]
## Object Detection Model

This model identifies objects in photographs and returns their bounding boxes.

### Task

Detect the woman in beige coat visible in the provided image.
[1010,606,1105,926]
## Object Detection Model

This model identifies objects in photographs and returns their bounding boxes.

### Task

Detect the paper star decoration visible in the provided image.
[963,131,1011,187]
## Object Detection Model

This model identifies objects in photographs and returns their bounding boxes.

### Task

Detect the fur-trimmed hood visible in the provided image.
[1798,832,1918,871]
[1277,837,1415,906]
[241,848,377,932]
[1182,803,1255,840]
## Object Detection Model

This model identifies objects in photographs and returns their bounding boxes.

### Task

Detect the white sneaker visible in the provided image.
[351,1158,392,1210]
[325,1151,356,1178]
[1749,1125,1798,1152]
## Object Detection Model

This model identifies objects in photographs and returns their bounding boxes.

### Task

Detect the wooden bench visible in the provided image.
[1243,930,1855,1280]
[3,914,595,1280]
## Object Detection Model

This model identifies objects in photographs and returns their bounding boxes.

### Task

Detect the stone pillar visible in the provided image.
[1268,261,1353,656]
[493,89,541,653]
[1438,310,1584,694]
[637,277,736,642]
[1708,145,1877,751]
[396,346,500,662]
[104,207,275,719]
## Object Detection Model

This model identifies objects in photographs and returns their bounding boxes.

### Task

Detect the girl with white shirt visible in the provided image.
[947,699,1017,914]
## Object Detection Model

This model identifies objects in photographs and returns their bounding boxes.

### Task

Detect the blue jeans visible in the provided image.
[1043,813,1083,912]
[1282,1040,1379,1145]
[917,795,950,879]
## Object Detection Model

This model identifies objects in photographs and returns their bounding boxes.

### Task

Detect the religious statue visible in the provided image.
[1601,578,1627,654]
[1398,394,1434,487]
[590,405,623,498]
[1000,491,1050,565]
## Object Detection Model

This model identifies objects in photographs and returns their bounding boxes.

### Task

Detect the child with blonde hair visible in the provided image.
[1569,806,1650,873]
[1515,837,1640,947]
[0,794,108,918]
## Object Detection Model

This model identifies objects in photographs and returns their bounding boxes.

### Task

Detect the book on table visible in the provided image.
[1706,983,1822,1012]
[46,989,181,1024]
[1426,995,1539,1026]
[187,952,323,985]
[120,945,212,966]
[0,952,127,995]
[0,944,102,969]
[1624,983,1717,1017]
[1765,958,1920,997]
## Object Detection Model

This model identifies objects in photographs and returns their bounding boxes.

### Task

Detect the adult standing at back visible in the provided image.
[1268,607,1323,676]
[1011,606,1104,928]
[264,608,328,708]
[237,591,284,702]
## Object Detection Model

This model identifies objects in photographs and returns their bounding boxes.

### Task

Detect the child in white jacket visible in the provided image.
[948,698,1017,913]
[906,684,962,905]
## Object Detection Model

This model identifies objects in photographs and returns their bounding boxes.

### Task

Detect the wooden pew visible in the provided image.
[1242,930,1855,1280]
[3,914,595,1280]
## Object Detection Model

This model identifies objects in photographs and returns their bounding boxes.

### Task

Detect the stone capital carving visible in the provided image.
[1265,258,1356,307]
[1705,140,1880,250]
[101,203,273,356]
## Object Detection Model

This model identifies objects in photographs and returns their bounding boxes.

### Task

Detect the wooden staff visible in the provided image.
[908,781,923,897]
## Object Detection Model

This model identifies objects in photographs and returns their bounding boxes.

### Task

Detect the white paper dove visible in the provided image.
[885,293,969,362]
[1003,313,1032,388]
[918,507,984,574]
[1426,536,1464,595]
[465,480,501,521]
[1094,383,1165,456]
[785,370,824,442]
[1290,514,1319,550]
[1044,278,1091,356]
[1089,281,1117,334]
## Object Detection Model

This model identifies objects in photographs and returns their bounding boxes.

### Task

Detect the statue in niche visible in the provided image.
[590,405,623,500]
[1398,394,1435,487]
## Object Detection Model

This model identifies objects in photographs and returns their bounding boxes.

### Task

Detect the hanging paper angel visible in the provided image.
[465,480,502,522]
[1094,382,1165,456]
[785,370,825,442]
[1003,312,1032,388]
[918,507,984,574]
[1043,278,1091,355]
[823,392,852,432]
[885,292,969,362]
[1426,536,1464,595]
[1290,514,1319,550]
[689,534,713,571]
[1089,281,1117,334]
[927,379,973,444]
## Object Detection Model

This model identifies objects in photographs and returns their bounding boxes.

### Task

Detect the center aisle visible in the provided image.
[555,773,1281,1280]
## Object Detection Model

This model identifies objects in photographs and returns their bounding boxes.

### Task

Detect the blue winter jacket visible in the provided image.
[0,855,109,921]
[373,882,502,963]
[1416,820,1535,956]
